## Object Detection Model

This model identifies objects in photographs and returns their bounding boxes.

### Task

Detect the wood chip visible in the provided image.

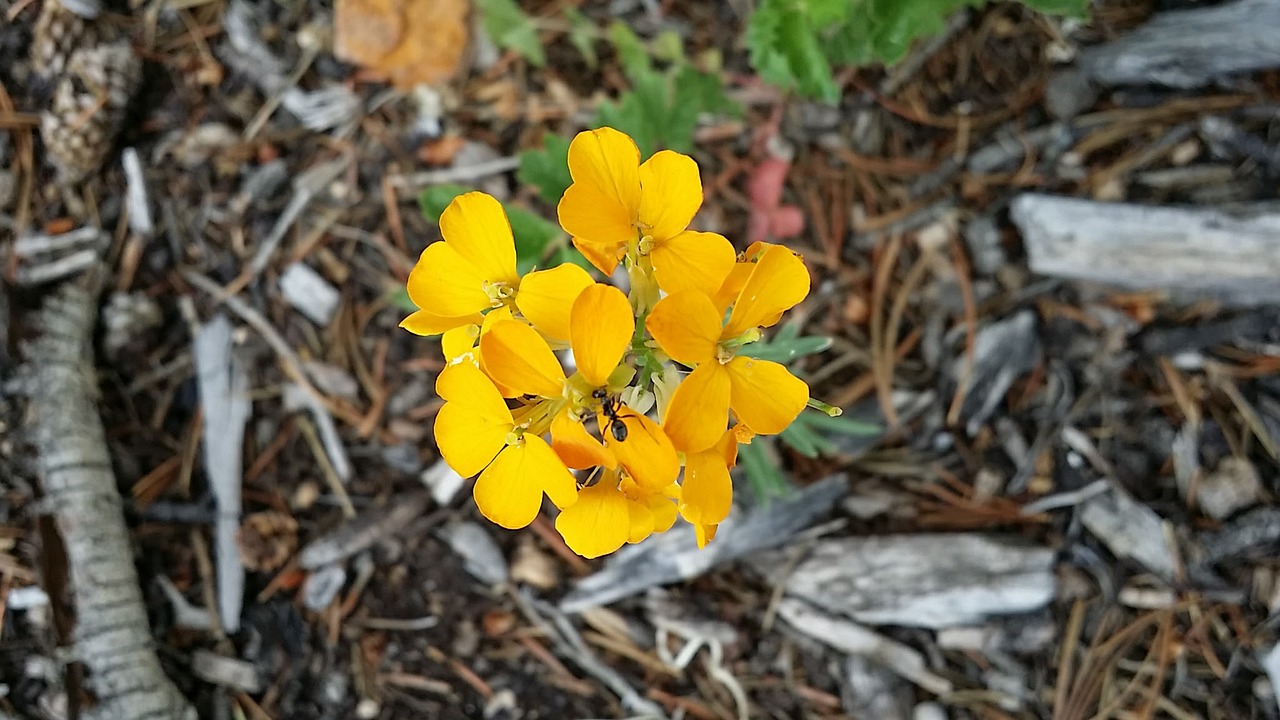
[769,534,1056,629]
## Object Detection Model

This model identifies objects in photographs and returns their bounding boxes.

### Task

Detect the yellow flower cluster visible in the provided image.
[402,127,811,558]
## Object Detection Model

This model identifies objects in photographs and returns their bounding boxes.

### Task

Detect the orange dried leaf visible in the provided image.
[334,0,470,89]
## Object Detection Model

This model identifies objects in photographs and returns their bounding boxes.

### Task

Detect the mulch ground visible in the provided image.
[3,0,1279,718]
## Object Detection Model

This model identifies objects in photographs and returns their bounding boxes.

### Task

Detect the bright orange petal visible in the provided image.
[645,291,721,366]
[407,242,493,318]
[571,236,624,276]
[681,448,733,527]
[474,435,577,529]
[516,264,594,341]
[566,127,641,218]
[551,408,615,470]
[400,309,480,337]
[723,245,811,338]
[650,230,736,297]
[559,183,634,261]
[554,479,630,559]
[570,284,634,387]
[479,320,567,398]
[724,357,808,435]
[662,363,731,453]
[637,150,701,242]
[439,192,518,286]
[712,262,754,314]
[606,410,679,492]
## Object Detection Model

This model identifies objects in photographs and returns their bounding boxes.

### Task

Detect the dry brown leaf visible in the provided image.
[334,0,470,89]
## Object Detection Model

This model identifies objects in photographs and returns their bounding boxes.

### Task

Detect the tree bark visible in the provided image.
[27,280,193,720]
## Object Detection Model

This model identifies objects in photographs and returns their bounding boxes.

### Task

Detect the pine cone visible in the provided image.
[31,0,98,78]
[39,41,140,182]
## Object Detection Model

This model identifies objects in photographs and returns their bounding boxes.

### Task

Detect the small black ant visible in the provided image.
[592,388,629,443]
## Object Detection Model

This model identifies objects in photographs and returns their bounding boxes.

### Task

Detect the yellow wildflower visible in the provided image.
[556,127,736,300]
[402,191,592,340]
[555,471,678,558]
[433,362,577,528]
[648,244,811,452]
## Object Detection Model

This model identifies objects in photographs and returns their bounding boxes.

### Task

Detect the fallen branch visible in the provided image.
[25,278,193,720]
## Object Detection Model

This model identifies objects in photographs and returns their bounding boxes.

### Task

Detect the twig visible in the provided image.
[387,156,520,192]
[182,270,354,484]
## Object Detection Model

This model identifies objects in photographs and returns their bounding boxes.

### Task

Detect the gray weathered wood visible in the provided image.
[560,475,847,612]
[26,281,193,720]
[1079,0,1280,88]
[769,534,1055,629]
[1011,193,1280,306]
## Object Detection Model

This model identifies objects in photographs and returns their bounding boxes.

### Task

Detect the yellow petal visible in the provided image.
[555,480,631,559]
[606,409,679,492]
[435,362,511,414]
[407,242,493,318]
[400,309,481,337]
[515,264,594,341]
[566,127,641,220]
[722,245,811,338]
[662,363,731,453]
[559,183,634,263]
[440,324,479,360]
[479,320,567,398]
[645,291,721,367]
[637,150,701,242]
[433,398,511,479]
[694,522,718,548]
[650,230,736,297]
[681,448,733,527]
[645,492,678,534]
[725,357,809,435]
[570,284,634,388]
[474,435,577,529]
[571,236,624,276]
[625,496,654,544]
[439,192,518,286]
[551,408,615,470]
[712,262,754,314]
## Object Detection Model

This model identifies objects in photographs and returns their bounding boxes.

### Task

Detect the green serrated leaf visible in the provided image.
[564,7,598,68]
[517,134,573,204]
[747,0,839,103]
[477,0,547,67]
[608,21,651,80]
[652,30,685,64]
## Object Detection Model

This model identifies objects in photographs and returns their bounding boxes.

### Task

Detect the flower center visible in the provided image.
[482,280,517,307]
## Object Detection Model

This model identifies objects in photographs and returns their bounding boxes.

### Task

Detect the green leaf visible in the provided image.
[737,322,833,364]
[738,438,789,501]
[746,0,839,103]
[778,408,881,457]
[608,21,651,80]
[477,0,546,67]
[564,7,598,68]
[518,133,573,204]
[417,183,470,223]
[389,287,416,313]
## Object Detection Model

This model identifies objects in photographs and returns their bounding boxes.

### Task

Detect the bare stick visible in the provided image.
[25,279,194,720]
